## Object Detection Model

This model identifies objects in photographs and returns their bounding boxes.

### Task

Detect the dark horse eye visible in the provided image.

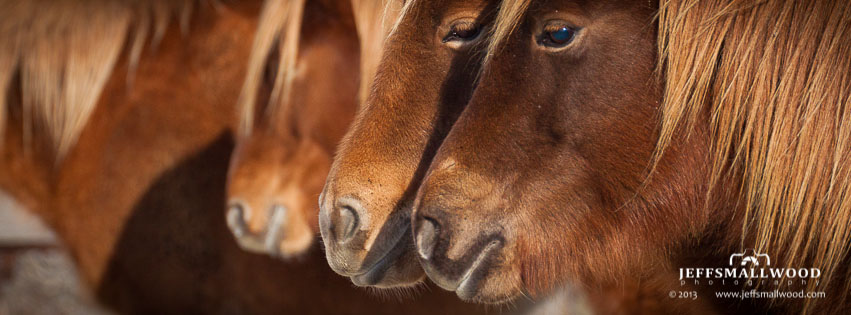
[443,22,482,43]
[540,24,577,48]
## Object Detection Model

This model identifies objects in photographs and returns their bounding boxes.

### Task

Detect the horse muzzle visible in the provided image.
[318,189,425,287]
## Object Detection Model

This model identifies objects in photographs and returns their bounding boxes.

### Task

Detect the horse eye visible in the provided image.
[443,22,482,44]
[539,24,577,48]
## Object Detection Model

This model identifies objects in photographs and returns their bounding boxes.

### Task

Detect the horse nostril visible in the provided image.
[416,217,439,260]
[334,205,359,243]
[226,202,250,237]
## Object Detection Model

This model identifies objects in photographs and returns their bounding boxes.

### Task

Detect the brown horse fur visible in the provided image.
[0,0,485,313]
[405,0,848,313]
[225,0,360,258]
[318,0,499,288]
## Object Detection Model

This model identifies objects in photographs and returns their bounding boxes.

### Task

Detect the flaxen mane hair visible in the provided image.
[489,0,850,313]
[237,0,305,136]
[0,0,197,160]
[238,0,401,136]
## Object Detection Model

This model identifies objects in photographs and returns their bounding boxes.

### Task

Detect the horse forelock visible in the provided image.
[487,0,851,312]
[237,0,400,138]
[0,0,198,161]
[386,0,417,38]
[237,0,305,137]
[485,0,531,67]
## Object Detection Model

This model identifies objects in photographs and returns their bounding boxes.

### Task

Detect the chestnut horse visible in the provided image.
[224,0,355,258]
[322,0,851,313]
[319,0,498,289]
[224,0,399,258]
[0,0,483,313]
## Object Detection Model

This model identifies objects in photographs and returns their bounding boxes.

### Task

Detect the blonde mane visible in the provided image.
[489,0,850,312]
[485,0,531,67]
[237,0,305,136]
[656,1,851,310]
[237,0,401,137]
[0,0,197,160]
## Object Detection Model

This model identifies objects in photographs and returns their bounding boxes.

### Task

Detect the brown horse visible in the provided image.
[224,0,400,259]
[413,0,680,303]
[1,0,485,313]
[318,0,498,289]
[323,0,851,313]
[224,0,359,258]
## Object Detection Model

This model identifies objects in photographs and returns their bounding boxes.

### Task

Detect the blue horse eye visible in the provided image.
[546,26,575,46]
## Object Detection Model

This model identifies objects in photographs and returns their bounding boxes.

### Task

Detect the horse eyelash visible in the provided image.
[443,22,482,42]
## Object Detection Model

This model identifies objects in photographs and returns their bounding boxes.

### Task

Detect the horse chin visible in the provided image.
[272,227,315,260]
[350,263,426,289]
[455,265,522,304]
[423,239,523,304]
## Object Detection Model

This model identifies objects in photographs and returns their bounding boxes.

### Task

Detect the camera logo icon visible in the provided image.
[729,249,771,267]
